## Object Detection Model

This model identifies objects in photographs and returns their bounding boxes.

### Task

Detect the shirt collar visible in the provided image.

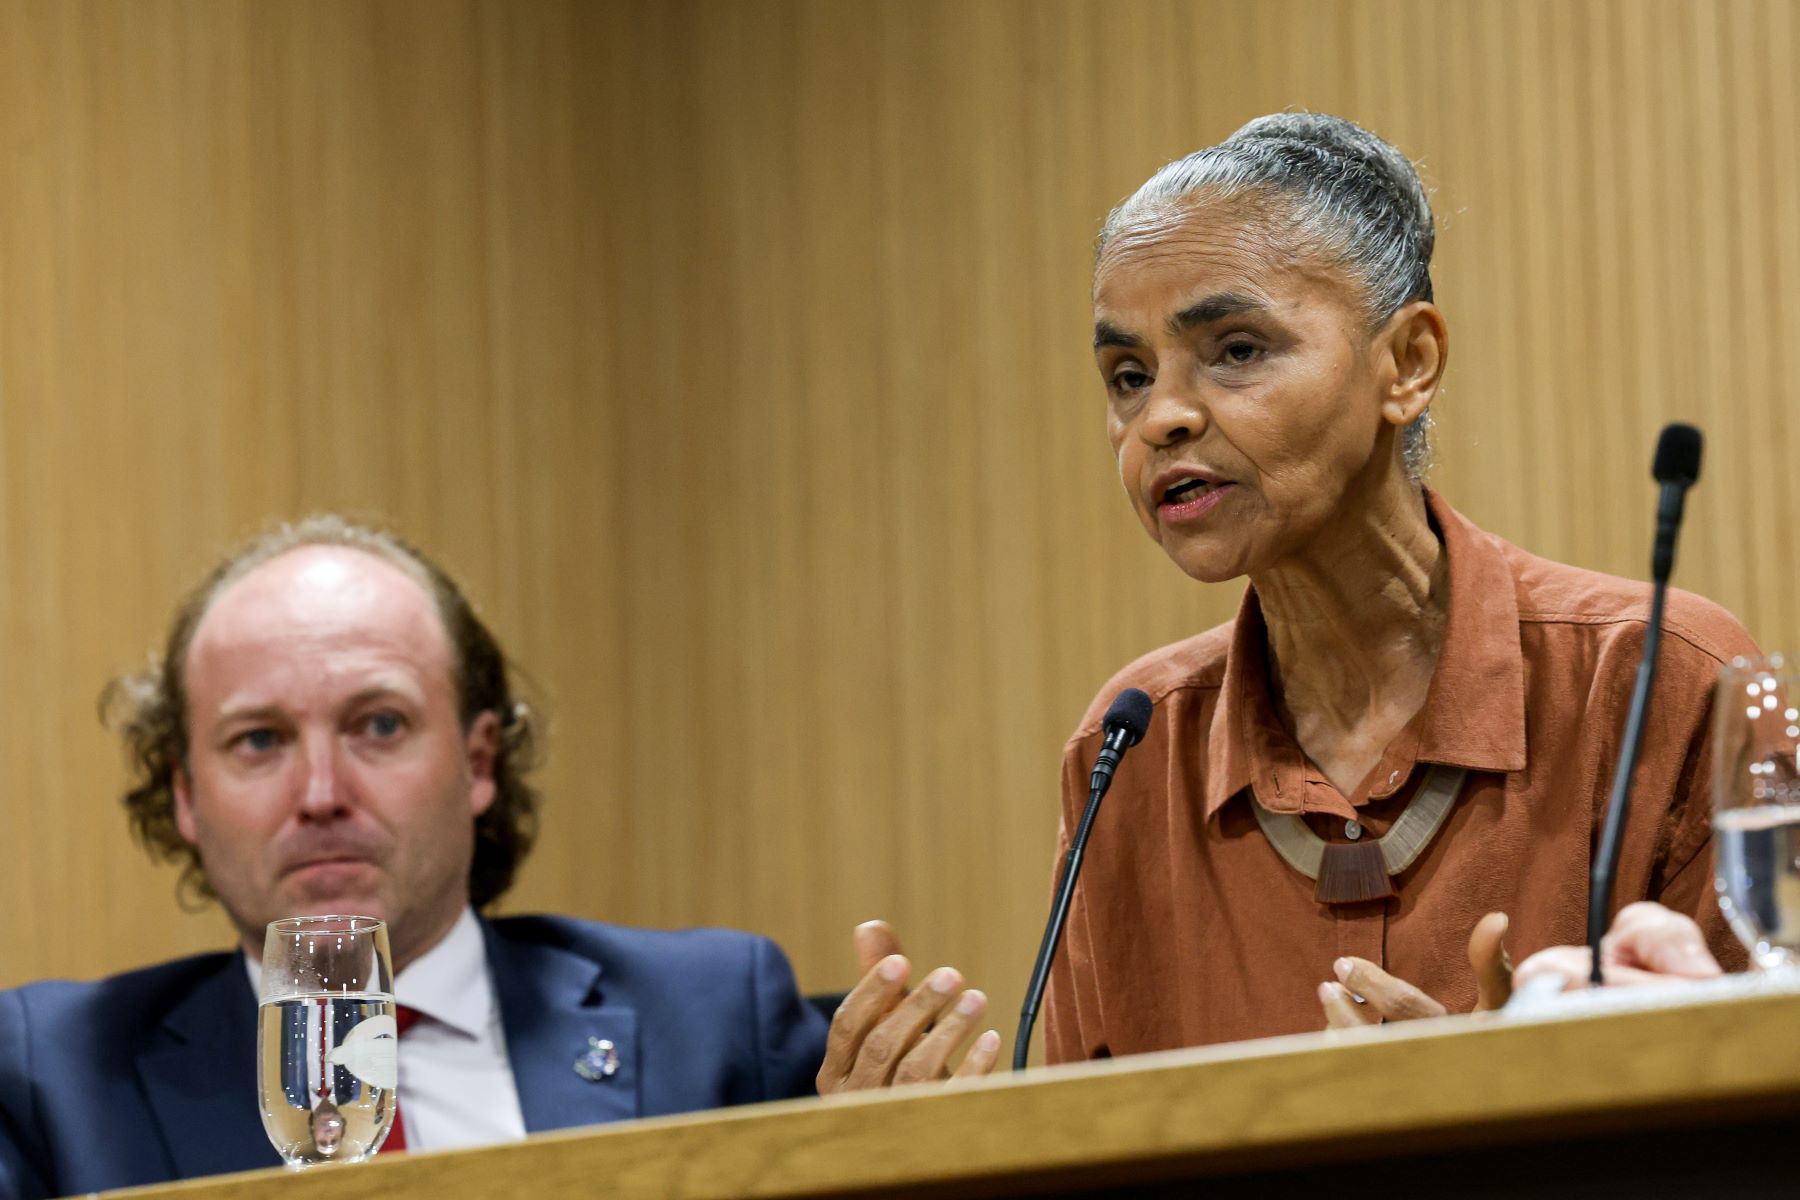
[393,907,495,1038]
[1202,487,1528,820]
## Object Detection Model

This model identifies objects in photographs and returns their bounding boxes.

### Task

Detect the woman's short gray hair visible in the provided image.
[1098,112,1437,479]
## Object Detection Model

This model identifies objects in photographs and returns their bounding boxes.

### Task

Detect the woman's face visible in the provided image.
[1093,198,1410,583]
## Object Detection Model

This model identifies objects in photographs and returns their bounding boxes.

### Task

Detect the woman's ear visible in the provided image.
[1379,301,1448,427]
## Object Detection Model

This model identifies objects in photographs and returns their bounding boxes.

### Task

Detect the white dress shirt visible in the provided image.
[247,908,529,1151]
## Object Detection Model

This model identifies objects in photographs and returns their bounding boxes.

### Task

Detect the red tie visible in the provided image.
[379,1005,423,1154]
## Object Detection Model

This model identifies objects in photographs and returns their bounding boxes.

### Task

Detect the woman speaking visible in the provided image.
[1043,113,1757,1058]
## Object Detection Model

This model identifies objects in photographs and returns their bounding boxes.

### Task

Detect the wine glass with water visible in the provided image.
[258,915,399,1167]
[1714,656,1800,970]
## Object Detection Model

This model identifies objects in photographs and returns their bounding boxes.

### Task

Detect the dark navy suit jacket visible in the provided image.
[0,916,828,1199]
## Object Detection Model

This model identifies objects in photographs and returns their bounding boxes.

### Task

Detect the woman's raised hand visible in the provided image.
[815,920,1003,1094]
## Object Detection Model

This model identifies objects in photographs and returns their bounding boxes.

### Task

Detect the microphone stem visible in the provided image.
[1587,576,1669,984]
[1014,779,1109,1071]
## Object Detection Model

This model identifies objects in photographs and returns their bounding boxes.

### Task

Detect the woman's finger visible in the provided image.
[892,988,988,1086]
[1333,957,1447,1022]
[1319,980,1378,1029]
[1468,911,1512,1011]
[951,1029,1003,1081]
[843,966,964,1090]
[817,954,910,1092]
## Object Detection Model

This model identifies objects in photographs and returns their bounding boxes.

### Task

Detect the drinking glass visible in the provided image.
[1714,655,1800,970]
[258,915,398,1167]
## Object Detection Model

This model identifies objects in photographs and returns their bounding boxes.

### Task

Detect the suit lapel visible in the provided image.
[483,922,640,1134]
[135,956,284,1179]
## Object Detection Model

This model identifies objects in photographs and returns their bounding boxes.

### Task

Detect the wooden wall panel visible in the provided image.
[1,1,1798,1070]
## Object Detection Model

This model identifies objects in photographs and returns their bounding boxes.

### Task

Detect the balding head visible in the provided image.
[104,517,540,964]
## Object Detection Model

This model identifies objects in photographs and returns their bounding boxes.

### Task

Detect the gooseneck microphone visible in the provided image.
[1014,688,1153,1070]
[1586,423,1703,985]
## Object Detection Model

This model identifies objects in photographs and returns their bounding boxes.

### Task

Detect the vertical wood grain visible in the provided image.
[1,2,1797,1071]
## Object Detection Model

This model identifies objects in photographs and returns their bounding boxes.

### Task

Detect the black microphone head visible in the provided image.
[1103,688,1154,747]
[1653,423,1702,487]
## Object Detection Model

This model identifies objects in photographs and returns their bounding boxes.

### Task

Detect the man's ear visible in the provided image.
[172,763,200,845]
[1378,300,1449,427]
[465,710,501,817]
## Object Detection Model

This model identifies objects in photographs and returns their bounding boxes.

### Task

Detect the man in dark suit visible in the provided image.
[0,917,823,1195]
[0,517,994,1200]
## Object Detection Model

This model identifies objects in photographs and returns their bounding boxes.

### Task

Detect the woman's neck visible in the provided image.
[1252,478,1448,793]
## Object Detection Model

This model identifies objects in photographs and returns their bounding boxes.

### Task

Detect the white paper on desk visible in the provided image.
[1501,966,1800,1021]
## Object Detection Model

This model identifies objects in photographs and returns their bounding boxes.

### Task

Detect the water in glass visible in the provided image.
[258,993,398,1165]
[257,915,397,1167]
[1714,656,1800,968]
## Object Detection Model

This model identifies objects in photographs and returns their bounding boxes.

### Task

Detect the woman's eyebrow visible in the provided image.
[1093,320,1141,351]
[1093,291,1269,351]
[1168,292,1266,334]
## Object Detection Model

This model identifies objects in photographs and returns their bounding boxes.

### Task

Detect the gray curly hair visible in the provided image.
[1098,112,1438,480]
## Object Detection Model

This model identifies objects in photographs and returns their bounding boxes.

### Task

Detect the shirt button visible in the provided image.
[1345,820,1364,840]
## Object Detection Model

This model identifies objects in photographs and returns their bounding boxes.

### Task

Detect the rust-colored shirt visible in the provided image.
[1044,490,1757,1060]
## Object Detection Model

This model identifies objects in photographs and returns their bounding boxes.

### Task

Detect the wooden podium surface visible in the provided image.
[108,987,1800,1200]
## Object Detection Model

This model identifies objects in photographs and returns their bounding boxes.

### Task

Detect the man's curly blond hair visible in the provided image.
[101,515,541,909]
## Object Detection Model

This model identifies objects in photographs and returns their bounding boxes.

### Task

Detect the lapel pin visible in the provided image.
[574,1037,620,1082]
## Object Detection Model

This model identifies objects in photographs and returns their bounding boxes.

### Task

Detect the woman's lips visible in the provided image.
[1157,481,1234,525]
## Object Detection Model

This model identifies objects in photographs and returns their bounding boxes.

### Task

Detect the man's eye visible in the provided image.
[363,712,405,739]
[233,729,281,754]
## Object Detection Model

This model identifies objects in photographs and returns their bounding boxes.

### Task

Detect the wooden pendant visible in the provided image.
[1315,840,1398,904]
[1250,766,1468,906]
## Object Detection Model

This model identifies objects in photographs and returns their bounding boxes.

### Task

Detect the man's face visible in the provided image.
[173,546,498,968]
